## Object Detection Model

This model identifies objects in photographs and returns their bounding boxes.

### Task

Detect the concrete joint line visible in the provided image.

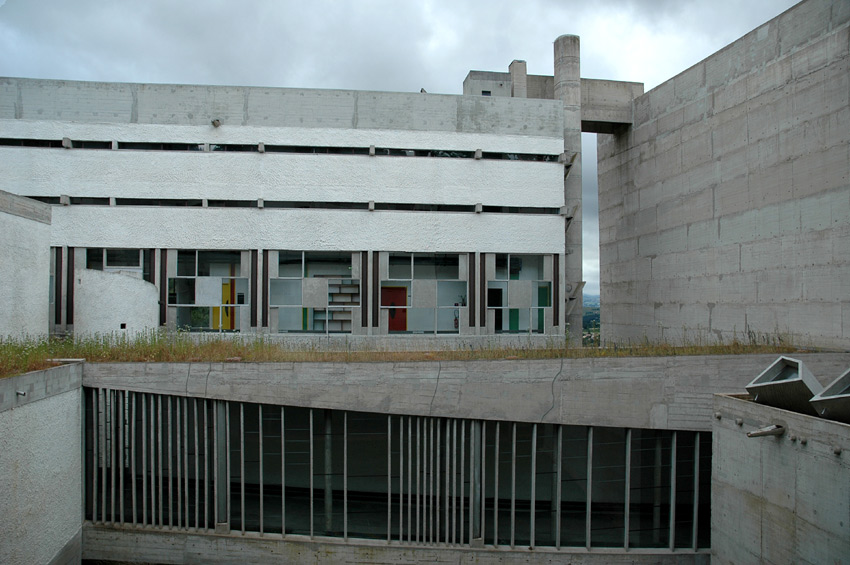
[428,361,442,417]
[539,357,564,422]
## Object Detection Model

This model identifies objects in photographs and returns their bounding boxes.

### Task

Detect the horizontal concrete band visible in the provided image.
[0,363,82,413]
[82,524,709,564]
[82,353,850,431]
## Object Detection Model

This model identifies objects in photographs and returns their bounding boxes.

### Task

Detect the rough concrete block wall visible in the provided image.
[0,365,83,565]
[597,0,850,348]
[0,190,51,337]
[712,394,850,563]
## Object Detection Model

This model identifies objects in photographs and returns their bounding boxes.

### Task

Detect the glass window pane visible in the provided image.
[513,255,544,280]
[436,308,459,333]
[177,250,196,276]
[86,248,103,270]
[312,410,345,536]
[198,250,240,276]
[495,254,508,280]
[106,248,140,267]
[388,253,411,279]
[326,307,354,333]
[346,412,388,540]
[168,278,195,304]
[305,252,351,277]
[532,308,546,334]
[283,407,312,535]
[405,308,435,333]
[487,281,507,307]
[591,427,626,547]
[270,279,302,306]
[697,433,712,549]
[176,306,209,330]
[278,307,304,331]
[534,424,559,547]
[437,280,467,307]
[413,253,459,279]
[278,252,303,277]
[674,432,696,548]
[629,430,671,548]
[560,425,588,547]
[535,282,551,307]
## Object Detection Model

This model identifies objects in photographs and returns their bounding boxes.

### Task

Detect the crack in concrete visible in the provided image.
[203,364,212,397]
[428,361,442,417]
[539,357,564,422]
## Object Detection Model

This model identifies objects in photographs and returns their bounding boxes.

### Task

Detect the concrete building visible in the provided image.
[464,0,850,350]
[1,0,849,562]
[1,79,574,341]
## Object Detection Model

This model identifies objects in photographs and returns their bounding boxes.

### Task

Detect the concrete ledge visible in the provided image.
[82,523,709,564]
[0,363,82,413]
[82,353,850,431]
[0,189,51,224]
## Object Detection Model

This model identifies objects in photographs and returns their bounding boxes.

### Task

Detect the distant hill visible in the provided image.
[582,294,600,331]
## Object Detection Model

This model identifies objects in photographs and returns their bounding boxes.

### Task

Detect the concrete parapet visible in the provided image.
[0,364,83,565]
[713,392,850,564]
[81,353,850,432]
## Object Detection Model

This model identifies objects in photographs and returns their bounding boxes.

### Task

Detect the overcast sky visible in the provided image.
[0,0,799,294]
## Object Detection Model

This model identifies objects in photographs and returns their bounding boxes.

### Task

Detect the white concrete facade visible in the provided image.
[596,0,850,348]
[0,79,569,338]
[0,190,50,337]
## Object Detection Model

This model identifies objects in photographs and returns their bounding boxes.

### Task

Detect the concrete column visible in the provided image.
[509,60,528,98]
[554,35,583,344]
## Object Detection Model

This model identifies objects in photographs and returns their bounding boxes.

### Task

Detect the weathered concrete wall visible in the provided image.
[0,364,83,565]
[597,0,850,349]
[73,268,159,336]
[82,352,850,432]
[0,190,51,337]
[712,393,850,563]
[0,78,563,137]
[82,525,708,564]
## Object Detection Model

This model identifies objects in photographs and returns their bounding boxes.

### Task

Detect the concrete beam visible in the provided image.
[580,78,644,133]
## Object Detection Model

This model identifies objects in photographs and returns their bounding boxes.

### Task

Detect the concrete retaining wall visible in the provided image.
[82,352,850,432]
[0,190,51,337]
[712,393,850,563]
[597,0,850,349]
[0,364,83,565]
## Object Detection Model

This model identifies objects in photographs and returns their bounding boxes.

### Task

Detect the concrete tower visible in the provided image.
[554,35,583,343]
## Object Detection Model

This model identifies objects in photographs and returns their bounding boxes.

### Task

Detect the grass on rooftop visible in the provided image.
[0,330,800,380]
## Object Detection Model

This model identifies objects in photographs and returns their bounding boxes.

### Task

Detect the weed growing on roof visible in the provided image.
[0,329,799,379]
